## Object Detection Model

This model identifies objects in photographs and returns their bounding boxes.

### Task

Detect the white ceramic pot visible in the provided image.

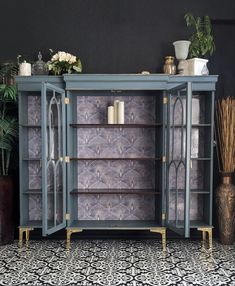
[186,58,209,75]
[173,40,191,60]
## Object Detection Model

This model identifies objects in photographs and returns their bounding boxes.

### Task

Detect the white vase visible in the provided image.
[173,40,191,60]
[173,41,191,74]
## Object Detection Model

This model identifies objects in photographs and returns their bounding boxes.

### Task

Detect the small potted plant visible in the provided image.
[184,13,215,75]
[0,62,18,245]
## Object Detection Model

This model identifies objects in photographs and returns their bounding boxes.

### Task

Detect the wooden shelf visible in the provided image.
[170,124,211,128]
[71,189,160,195]
[23,189,63,195]
[22,158,41,161]
[71,157,161,161]
[20,124,41,128]
[170,189,210,194]
[70,123,162,128]
[191,158,211,161]
[68,220,160,230]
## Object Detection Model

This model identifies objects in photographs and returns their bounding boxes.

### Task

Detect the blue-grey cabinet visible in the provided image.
[16,74,217,247]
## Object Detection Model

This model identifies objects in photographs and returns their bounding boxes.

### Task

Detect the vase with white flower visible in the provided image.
[47,49,82,75]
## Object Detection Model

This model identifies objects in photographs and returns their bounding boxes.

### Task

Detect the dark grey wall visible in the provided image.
[1,1,235,86]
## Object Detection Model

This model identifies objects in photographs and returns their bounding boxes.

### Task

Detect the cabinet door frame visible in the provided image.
[166,82,192,237]
[41,82,67,236]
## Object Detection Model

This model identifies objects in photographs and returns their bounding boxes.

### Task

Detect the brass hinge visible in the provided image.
[162,213,166,220]
[162,156,166,162]
[64,156,70,163]
[64,97,70,104]
[65,213,70,220]
[163,97,168,104]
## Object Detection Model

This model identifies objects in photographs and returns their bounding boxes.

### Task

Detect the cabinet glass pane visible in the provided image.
[42,83,66,235]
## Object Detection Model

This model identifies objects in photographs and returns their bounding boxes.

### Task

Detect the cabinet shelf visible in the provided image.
[71,189,160,195]
[22,158,41,161]
[20,124,41,128]
[23,189,63,195]
[191,157,211,161]
[170,189,210,194]
[71,157,161,161]
[170,124,211,128]
[70,123,162,128]
[68,220,160,230]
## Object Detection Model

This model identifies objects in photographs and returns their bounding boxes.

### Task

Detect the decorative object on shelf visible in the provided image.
[184,13,215,75]
[163,56,176,75]
[114,100,119,124]
[32,52,48,75]
[173,41,191,74]
[108,100,125,124]
[47,49,82,75]
[141,71,150,75]
[18,60,31,76]
[118,101,125,124]
[0,63,18,245]
[215,97,235,245]
[108,106,114,124]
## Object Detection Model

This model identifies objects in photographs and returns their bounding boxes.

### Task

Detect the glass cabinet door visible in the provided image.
[41,83,66,236]
[166,82,192,237]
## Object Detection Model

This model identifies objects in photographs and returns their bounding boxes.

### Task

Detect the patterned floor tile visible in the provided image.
[0,240,234,286]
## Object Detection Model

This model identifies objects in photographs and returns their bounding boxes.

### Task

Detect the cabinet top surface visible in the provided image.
[15,74,218,82]
[15,74,218,91]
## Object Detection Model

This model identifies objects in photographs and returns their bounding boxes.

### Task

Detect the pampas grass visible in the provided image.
[216,97,235,173]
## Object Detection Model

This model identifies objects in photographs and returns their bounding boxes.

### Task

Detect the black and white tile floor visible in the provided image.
[0,240,235,285]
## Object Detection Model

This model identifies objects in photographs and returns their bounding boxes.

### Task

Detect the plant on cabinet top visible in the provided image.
[184,13,215,59]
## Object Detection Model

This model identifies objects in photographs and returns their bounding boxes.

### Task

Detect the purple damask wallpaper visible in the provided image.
[26,93,207,223]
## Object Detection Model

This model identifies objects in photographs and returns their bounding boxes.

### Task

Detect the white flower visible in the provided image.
[69,56,77,64]
[58,51,67,62]
[65,53,71,62]
[51,53,59,61]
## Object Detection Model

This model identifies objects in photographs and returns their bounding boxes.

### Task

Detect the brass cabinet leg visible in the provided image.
[202,231,206,241]
[19,228,23,246]
[208,229,213,249]
[197,227,213,250]
[66,228,83,248]
[150,227,167,251]
[18,227,34,246]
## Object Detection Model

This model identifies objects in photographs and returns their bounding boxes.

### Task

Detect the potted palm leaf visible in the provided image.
[215,97,235,244]
[0,63,18,245]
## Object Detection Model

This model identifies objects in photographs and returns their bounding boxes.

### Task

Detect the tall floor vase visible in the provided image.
[0,176,14,245]
[216,173,235,245]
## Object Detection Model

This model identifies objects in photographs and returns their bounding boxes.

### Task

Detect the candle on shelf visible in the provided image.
[114,100,119,124]
[108,106,114,124]
[118,101,124,124]
[19,61,31,76]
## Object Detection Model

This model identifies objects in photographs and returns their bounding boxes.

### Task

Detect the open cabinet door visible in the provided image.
[166,82,192,237]
[41,83,66,236]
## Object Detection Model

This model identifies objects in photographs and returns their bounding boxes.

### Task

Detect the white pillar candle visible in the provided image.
[118,101,124,124]
[108,106,114,124]
[114,100,119,124]
[19,61,31,76]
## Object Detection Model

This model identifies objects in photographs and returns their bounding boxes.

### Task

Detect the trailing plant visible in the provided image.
[215,97,235,173]
[184,13,215,58]
[0,63,18,176]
